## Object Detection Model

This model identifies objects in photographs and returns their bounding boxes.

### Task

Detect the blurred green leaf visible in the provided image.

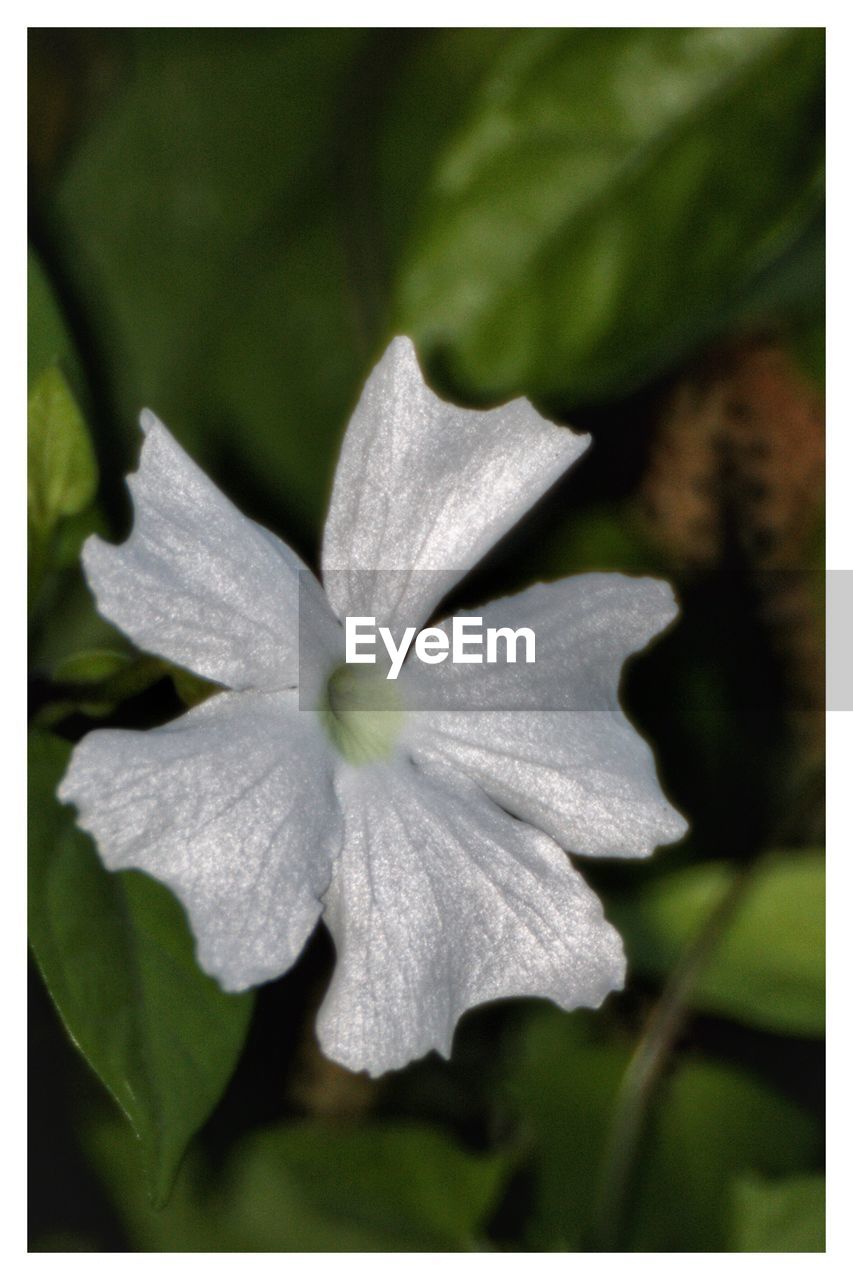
[628,1058,820,1250]
[536,503,656,578]
[787,316,826,390]
[28,366,99,607]
[211,208,369,529]
[29,566,127,677]
[51,504,109,570]
[730,1173,825,1252]
[611,852,825,1036]
[53,30,376,531]
[376,30,519,263]
[90,1116,509,1251]
[28,248,95,531]
[29,366,97,536]
[168,666,221,709]
[28,732,254,1204]
[52,648,131,684]
[399,28,825,403]
[33,651,172,728]
[28,245,106,620]
[504,1010,631,1249]
[48,28,824,530]
[505,1007,819,1251]
[28,246,82,393]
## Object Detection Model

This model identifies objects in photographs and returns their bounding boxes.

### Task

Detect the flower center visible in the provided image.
[320,663,404,765]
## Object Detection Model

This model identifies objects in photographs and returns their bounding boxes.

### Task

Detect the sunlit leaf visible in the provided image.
[28,366,99,607]
[52,649,132,684]
[399,28,824,403]
[28,367,97,536]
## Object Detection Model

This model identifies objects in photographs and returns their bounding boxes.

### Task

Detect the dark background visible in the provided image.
[29,28,825,1251]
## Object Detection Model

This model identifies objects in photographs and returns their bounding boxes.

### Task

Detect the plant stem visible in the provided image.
[590,860,755,1250]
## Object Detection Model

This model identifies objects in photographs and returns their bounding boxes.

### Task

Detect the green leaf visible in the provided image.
[28,366,99,608]
[611,852,825,1036]
[398,28,825,403]
[503,1010,631,1249]
[28,246,82,393]
[52,30,377,530]
[33,651,174,728]
[41,649,219,722]
[504,1007,820,1251]
[628,1059,820,1250]
[168,666,222,709]
[28,247,95,543]
[89,1117,510,1251]
[28,246,104,616]
[787,316,826,390]
[28,732,254,1204]
[376,30,520,263]
[730,1173,825,1252]
[29,567,127,676]
[28,367,97,536]
[52,648,133,684]
[535,503,657,578]
[52,508,105,572]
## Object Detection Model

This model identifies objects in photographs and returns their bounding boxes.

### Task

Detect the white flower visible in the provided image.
[59,337,687,1076]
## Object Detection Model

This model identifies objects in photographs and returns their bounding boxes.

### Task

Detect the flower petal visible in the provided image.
[83,412,341,691]
[321,337,589,633]
[58,691,341,991]
[401,575,688,857]
[316,760,625,1076]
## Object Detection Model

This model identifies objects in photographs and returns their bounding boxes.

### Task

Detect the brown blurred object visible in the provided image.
[640,338,825,812]
[289,1026,377,1119]
[640,339,824,572]
[288,970,377,1119]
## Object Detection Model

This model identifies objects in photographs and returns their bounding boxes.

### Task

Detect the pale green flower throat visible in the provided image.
[320,664,404,765]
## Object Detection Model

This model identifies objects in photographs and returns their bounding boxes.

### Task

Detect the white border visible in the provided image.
[13,9,843,1270]
[16,4,835,29]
